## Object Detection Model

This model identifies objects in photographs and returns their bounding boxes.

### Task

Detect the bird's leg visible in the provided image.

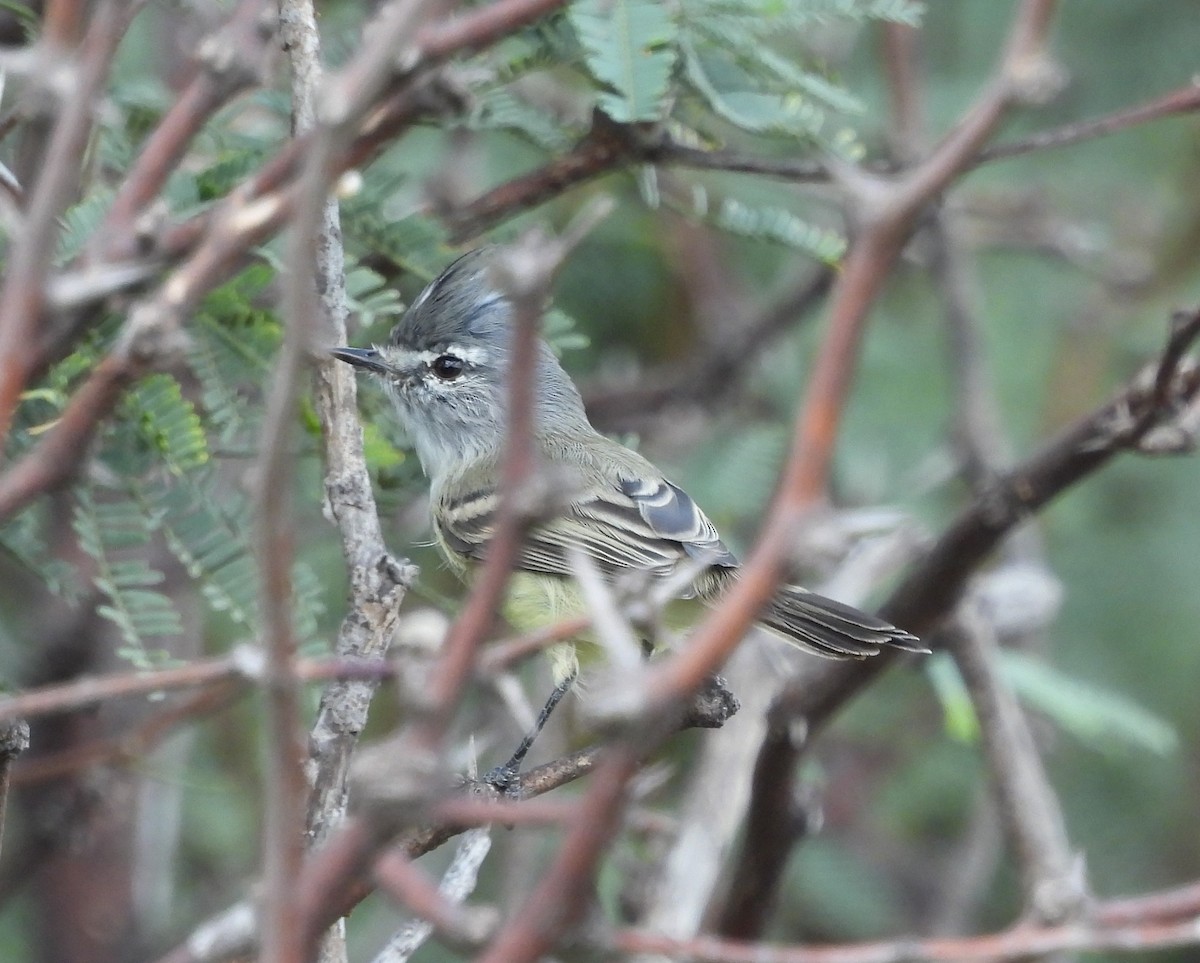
[486,671,577,794]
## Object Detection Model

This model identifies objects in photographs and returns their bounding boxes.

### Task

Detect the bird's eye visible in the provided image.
[430,354,465,381]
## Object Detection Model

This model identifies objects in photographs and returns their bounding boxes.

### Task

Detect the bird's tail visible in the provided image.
[759,586,926,659]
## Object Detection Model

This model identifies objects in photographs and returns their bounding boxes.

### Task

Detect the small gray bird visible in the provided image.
[334,248,923,769]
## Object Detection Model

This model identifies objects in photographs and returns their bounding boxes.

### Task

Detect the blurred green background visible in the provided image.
[1,1,1199,960]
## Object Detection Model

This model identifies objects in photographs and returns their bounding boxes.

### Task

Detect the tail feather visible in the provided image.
[760,585,926,659]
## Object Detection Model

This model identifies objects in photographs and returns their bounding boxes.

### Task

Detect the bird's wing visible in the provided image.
[435,474,737,585]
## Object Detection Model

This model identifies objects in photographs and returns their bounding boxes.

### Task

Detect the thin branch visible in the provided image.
[11,682,242,787]
[610,903,1200,963]
[0,0,136,445]
[770,305,1200,732]
[792,0,1061,506]
[255,5,349,959]
[371,837,495,957]
[948,605,1085,922]
[477,616,591,674]
[974,79,1200,166]
[712,702,814,938]
[90,0,271,263]
[396,231,590,771]
[583,266,834,433]
[280,3,417,960]
[473,749,642,963]
[0,354,144,521]
[450,74,1200,245]
[0,653,243,723]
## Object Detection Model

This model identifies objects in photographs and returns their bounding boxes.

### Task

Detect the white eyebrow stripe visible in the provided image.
[415,345,492,366]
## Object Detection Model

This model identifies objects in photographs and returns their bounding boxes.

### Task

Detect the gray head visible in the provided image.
[332,248,590,482]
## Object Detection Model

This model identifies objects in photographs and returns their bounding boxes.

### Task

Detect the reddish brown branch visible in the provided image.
[791,0,1061,506]
[417,0,564,60]
[10,682,242,787]
[0,354,143,520]
[475,750,641,963]
[0,0,135,445]
[372,848,484,944]
[611,900,1200,963]
[447,113,637,243]
[975,80,1200,166]
[771,305,1200,730]
[0,653,241,723]
[413,250,549,744]
[91,0,272,264]
[254,283,311,963]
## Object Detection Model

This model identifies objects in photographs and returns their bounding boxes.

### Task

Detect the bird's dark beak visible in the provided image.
[331,346,389,375]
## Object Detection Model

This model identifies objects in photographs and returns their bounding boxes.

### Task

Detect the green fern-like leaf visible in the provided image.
[928,652,1178,757]
[1002,652,1178,757]
[0,508,78,599]
[149,475,325,642]
[73,491,183,653]
[682,38,826,138]
[713,198,846,263]
[469,88,577,152]
[790,0,924,25]
[156,480,259,627]
[341,199,448,277]
[697,0,922,28]
[345,264,406,329]
[568,0,679,123]
[124,374,210,475]
[57,188,116,265]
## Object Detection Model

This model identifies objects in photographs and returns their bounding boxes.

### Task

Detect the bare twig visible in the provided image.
[610,898,1200,962]
[11,683,242,787]
[477,616,592,673]
[372,833,495,960]
[280,5,417,961]
[0,0,136,445]
[90,0,272,263]
[792,0,1062,506]
[0,354,145,520]
[255,201,314,963]
[583,266,835,433]
[474,750,642,963]
[412,238,553,745]
[0,653,243,722]
[974,80,1200,166]
[636,638,778,942]
[771,305,1200,732]
[948,605,1086,922]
